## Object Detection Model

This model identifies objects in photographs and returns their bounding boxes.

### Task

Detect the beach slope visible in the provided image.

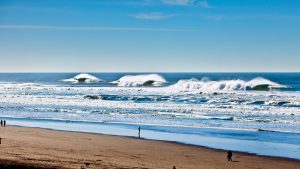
[0,126,299,169]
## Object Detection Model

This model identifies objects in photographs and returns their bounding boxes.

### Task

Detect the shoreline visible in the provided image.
[0,126,299,169]
[3,117,300,160]
[8,124,300,162]
[4,116,300,135]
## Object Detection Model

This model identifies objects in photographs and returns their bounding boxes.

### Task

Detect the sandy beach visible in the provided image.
[0,126,298,169]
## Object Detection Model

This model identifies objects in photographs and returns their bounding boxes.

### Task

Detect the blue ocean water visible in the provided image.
[0,72,300,90]
[0,73,300,159]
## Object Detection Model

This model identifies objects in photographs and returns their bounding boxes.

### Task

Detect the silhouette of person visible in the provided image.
[0,120,2,127]
[138,126,141,138]
[3,120,6,127]
[227,150,233,161]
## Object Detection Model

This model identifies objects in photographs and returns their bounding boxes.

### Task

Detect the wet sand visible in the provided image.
[0,126,299,169]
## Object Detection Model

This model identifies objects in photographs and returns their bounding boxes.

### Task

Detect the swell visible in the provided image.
[3,74,289,92]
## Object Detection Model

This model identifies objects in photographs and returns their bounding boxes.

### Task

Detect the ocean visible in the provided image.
[0,72,300,159]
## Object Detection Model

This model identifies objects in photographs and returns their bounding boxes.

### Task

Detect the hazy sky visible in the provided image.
[0,0,299,72]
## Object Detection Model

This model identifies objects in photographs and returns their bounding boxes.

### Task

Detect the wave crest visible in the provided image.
[112,74,167,87]
[172,77,286,91]
[61,73,101,83]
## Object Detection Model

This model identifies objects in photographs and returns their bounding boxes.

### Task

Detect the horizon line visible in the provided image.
[0,71,299,73]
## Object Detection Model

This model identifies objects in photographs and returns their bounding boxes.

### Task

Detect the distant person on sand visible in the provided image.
[3,120,6,127]
[227,150,233,161]
[138,126,141,138]
[0,120,2,126]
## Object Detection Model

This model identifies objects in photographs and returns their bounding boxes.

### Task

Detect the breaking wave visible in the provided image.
[112,74,167,87]
[61,73,101,83]
[172,77,286,91]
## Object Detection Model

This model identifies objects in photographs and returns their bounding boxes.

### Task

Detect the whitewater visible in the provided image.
[0,73,300,159]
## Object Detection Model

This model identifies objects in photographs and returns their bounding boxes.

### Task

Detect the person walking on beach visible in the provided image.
[3,120,6,127]
[138,126,141,138]
[227,150,233,161]
[0,120,2,127]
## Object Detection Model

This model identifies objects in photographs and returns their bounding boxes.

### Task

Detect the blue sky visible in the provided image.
[0,0,299,72]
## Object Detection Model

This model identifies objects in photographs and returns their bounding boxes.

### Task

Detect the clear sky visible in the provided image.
[0,0,299,72]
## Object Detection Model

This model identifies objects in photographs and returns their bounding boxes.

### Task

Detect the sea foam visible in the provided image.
[172,77,286,91]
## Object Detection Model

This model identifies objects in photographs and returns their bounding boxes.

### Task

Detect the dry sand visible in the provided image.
[0,126,299,169]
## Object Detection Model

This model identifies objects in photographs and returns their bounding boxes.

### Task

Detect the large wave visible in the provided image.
[172,77,286,91]
[112,74,167,87]
[61,73,101,83]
